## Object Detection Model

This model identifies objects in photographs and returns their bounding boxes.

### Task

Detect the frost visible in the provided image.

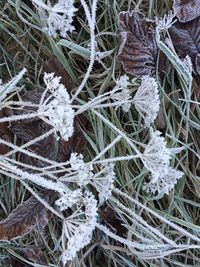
[142,129,172,180]
[143,167,184,195]
[92,163,115,204]
[32,0,77,37]
[62,191,97,263]
[133,76,160,127]
[38,72,75,141]
[0,68,27,103]
[69,153,93,187]
[111,75,132,112]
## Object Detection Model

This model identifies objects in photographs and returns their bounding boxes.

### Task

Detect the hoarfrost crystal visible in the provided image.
[62,191,97,264]
[141,129,172,181]
[38,73,75,141]
[69,153,93,186]
[55,189,82,211]
[143,167,183,195]
[92,163,115,203]
[32,0,77,37]
[111,75,132,112]
[133,76,160,127]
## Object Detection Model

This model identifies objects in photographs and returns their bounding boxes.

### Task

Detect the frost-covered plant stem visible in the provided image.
[114,189,200,243]
[0,159,70,194]
[21,180,64,219]
[72,0,98,100]
[0,138,65,168]
[5,128,56,158]
[91,135,122,162]
[92,109,143,157]
[96,223,170,251]
[111,197,176,246]
[156,25,193,142]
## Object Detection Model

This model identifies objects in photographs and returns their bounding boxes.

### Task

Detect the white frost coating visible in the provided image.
[0,68,27,103]
[143,167,184,195]
[39,72,75,141]
[111,75,132,112]
[62,191,97,263]
[92,163,115,203]
[142,129,172,180]
[69,153,93,186]
[32,0,77,37]
[133,76,160,127]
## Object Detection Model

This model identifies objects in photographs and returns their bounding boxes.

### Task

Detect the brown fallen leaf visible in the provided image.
[0,190,55,241]
[173,0,200,23]
[118,11,158,76]
[43,57,75,91]
[99,206,127,238]
[169,17,200,75]
[9,89,58,167]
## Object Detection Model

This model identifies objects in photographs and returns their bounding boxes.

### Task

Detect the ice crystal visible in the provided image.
[156,12,176,31]
[55,189,82,211]
[0,68,27,103]
[133,76,160,127]
[141,129,172,181]
[143,167,184,195]
[62,191,97,263]
[111,75,132,112]
[92,163,115,203]
[69,153,93,186]
[38,72,75,141]
[32,0,77,37]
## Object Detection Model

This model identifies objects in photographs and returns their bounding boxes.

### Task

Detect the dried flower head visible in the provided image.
[55,189,82,211]
[143,167,183,195]
[133,76,160,127]
[62,191,97,263]
[69,153,93,187]
[111,75,132,112]
[92,163,115,204]
[141,129,172,180]
[32,0,77,37]
[38,72,75,141]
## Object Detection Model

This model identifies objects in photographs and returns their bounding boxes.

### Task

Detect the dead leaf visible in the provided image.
[9,89,58,167]
[99,206,127,238]
[169,17,200,75]
[43,57,75,90]
[0,190,55,241]
[173,0,200,23]
[118,11,158,76]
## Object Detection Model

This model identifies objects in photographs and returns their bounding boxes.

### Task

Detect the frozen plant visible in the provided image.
[38,72,75,141]
[32,0,77,37]
[133,76,160,127]
[0,68,27,103]
[111,75,133,112]
[156,11,176,31]
[141,129,172,181]
[55,188,82,211]
[61,190,97,263]
[91,163,115,204]
[69,153,93,186]
[143,167,184,195]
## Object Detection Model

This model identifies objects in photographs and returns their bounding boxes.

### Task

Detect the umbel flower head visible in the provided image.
[111,75,132,112]
[143,167,183,195]
[141,129,183,195]
[38,72,75,141]
[133,76,160,127]
[32,0,77,37]
[91,163,116,204]
[61,190,97,263]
